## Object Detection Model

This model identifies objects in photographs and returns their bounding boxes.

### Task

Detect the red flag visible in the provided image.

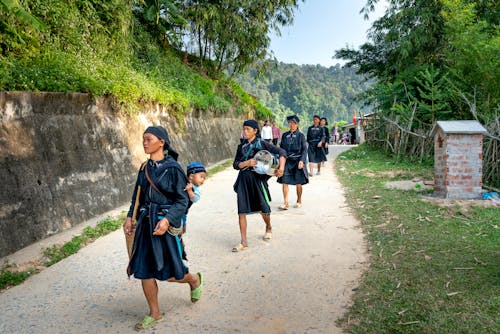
[352,111,357,124]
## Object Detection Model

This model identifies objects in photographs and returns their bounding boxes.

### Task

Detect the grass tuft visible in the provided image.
[42,217,123,267]
[0,269,33,290]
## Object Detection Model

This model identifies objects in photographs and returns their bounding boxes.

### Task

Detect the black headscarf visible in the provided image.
[243,119,259,130]
[144,125,179,160]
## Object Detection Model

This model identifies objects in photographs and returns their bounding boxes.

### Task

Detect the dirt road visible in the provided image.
[0,145,366,333]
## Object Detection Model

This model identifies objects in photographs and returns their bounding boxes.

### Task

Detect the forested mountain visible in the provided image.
[236,62,372,127]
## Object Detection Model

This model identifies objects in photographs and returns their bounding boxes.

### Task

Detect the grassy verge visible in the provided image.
[42,216,124,267]
[0,216,123,291]
[335,144,499,334]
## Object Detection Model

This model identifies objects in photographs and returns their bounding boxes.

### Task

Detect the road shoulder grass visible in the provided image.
[335,145,499,334]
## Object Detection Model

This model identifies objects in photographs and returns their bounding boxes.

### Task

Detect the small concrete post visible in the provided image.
[434,120,488,199]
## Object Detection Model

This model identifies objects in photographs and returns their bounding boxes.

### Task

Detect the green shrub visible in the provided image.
[0,270,32,290]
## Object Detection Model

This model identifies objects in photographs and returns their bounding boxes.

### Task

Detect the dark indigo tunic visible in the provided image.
[307,125,327,163]
[321,126,330,155]
[277,130,309,185]
[233,138,286,214]
[127,156,189,280]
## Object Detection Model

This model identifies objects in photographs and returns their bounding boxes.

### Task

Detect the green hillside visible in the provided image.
[0,0,288,119]
[236,62,371,127]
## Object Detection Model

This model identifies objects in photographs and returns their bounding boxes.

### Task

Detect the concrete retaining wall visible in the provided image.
[0,92,243,257]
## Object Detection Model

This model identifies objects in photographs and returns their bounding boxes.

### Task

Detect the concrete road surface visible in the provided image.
[0,145,366,334]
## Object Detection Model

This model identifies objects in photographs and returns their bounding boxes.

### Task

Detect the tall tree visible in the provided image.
[337,0,498,118]
[337,0,445,84]
[181,0,301,77]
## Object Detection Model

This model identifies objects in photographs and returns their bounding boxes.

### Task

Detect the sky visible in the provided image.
[269,0,389,67]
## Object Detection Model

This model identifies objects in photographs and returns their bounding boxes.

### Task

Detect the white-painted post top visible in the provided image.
[436,120,487,134]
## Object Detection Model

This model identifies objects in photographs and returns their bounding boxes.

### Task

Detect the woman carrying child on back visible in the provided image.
[123,125,202,331]
[231,119,286,252]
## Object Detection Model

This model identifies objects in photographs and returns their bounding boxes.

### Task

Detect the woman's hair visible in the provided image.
[242,119,260,137]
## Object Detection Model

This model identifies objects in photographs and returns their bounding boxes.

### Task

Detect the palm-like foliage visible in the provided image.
[0,0,46,30]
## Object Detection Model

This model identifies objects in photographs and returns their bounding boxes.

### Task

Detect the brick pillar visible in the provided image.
[434,121,487,199]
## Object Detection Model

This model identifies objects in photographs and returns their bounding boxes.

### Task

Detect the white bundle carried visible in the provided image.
[253,150,279,176]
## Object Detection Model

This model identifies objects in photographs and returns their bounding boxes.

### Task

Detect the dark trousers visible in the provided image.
[272,138,278,145]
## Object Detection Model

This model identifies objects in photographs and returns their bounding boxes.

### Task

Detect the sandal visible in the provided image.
[278,204,289,210]
[294,203,302,208]
[232,243,249,252]
[190,272,203,303]
[135,315,163,331]
[263,231,272,241]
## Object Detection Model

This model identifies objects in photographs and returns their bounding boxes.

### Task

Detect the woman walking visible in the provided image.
[232,120,286,252]
[306,115,327,176]
[277,115,308,210]
[261,120,273,143]
[123,125,202,330]
[320,117,330,165]
[271,121,281,145]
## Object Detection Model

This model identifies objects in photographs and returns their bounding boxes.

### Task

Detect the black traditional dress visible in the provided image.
[321,126,330,155]
[277,130,309,185]
[306,125,327,163]
[233,137,286,214]
[127,157,189,281]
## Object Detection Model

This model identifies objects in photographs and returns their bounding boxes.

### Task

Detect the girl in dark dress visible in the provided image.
[277,115,308,209]
[232,120,286,252]
[307,115,327,176]
[123,126,202,330]
[320,117,330,156]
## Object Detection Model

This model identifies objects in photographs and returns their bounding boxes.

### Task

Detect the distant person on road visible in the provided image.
[271,121,281,145]
[332,124,338,144]
[320,117,330,157]
[277,115,308,210]
[261,120,273,143]
[306,115,327,176]
[123,126,202,330]
[231,119,286,252]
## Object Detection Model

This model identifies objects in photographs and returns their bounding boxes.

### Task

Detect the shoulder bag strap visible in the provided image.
[144,161,164,195]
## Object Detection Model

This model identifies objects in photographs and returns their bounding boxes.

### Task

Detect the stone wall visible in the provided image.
[0,92,243,257]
